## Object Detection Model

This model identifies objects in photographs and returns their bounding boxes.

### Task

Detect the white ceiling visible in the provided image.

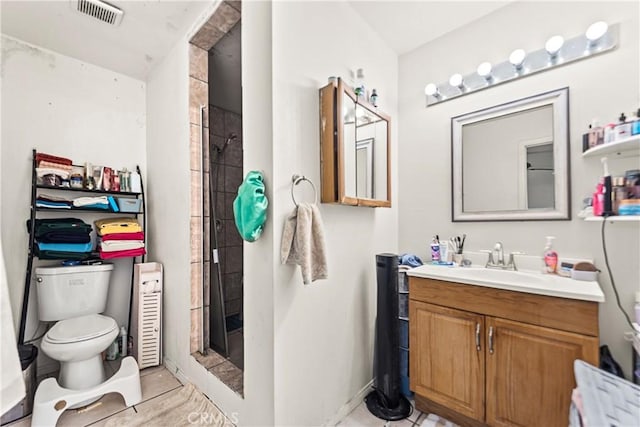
[348,1,512,55]
[0,1,210,81]
[0,1,512,81]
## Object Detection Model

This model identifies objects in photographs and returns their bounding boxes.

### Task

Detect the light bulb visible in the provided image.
[586,21,608,43]
[545,35,564,56]
[425,83,438,96]
[477,62,492,79]
[449,73,463,88]
[509,49,526,69]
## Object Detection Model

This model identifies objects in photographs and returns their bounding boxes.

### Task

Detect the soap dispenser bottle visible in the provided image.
[632,108,640,136]
[542,236,558,274]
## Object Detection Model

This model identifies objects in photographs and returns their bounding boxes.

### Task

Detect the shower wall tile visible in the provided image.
[224,272,243,301]
[190,263,203,309]
[210,135,225,165]
[215,191,227,220]
[225,298,241,317]
[189,77,209,128]
[224,112,242,142]
[190,21,225,51]
[190,171,203,217]
[226,0,241,12]
[216,219,227,251]
[209,2,241,34]
[189,44,208,83]
[224,166,243,193]
[223,140,243,168]
[224,219,242,247]
[225,245,243,274]
[190,308,202,353]
[213,166,225,192]
[224,193,236,220]
[210,106,225,137]
[190,217,203,263]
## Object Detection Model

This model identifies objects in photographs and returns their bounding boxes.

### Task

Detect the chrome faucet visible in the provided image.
[484,242,521,271]
[493,242,504,266]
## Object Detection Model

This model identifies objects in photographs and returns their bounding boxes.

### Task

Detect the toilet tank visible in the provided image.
[35,264,114,321]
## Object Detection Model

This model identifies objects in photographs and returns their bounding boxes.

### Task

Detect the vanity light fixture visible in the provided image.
[424,21,618,107]
[509,49,526,70]
[545,35,564,57]
[586,21,608,45]
[477,62,493,81]
[449,73,464,90]
[425,83,440,98]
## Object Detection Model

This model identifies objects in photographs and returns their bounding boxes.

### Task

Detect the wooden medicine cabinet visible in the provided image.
[319,78,391,207]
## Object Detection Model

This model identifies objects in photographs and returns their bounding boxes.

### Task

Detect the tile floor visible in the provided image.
[338,397,428,427]
[6,360,184,427]
[193,349,243,396]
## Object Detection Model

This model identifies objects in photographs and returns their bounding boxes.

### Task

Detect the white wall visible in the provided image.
[0,35,146,372]
[271,2,398,425]
[399,1,640,376]
[145,1,275,425]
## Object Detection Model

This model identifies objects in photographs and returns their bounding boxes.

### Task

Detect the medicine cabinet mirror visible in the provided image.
[320,79,391,207]
[452,87,570,221]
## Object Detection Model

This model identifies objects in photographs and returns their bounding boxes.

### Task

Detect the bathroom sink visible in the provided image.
[406,264,605,302]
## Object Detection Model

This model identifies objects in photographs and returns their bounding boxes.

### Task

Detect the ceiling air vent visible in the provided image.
[72,0,124,26]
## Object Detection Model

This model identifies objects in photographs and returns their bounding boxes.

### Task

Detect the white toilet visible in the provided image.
[36,264,120,406]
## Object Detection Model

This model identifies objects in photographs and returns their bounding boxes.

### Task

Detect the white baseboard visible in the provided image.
[163,356,189,385]
[323,379,374,426]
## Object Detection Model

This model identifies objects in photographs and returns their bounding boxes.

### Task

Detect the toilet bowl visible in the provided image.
[41,314,119,407]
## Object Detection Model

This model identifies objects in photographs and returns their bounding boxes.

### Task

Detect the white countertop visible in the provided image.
[406,263,605,303]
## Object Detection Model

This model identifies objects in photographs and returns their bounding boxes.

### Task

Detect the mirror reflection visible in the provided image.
[342,99,388,201]
[452,88,569,221]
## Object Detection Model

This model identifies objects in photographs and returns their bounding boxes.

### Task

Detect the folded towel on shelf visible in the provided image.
[280,202,327,285]
[37,242,93,253]
[100,231,144,241]
[73,196,109,207]
[35,231,91,244]
[36,167,70,180]
[94,217,142,235]
[98,247,146,260]
[35,249,93,260]
[100,240,144,252]
[77,203,110,210]
[37,194,72,203]
[37,161,73,172]
[35,153,72,166]
[27,218,92,236]
[36,200,72,209]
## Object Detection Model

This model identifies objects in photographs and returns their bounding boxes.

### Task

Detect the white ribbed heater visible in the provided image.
[131,263,163,369]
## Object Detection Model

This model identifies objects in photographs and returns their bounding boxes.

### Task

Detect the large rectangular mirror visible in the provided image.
[452,88,570,221]
[320,79,391,207]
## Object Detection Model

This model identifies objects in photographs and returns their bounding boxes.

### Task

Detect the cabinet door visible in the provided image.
[410,300,485,420]
[485,317,599,427]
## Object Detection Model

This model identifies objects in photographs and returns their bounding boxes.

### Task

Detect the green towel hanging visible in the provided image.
[233,171,268,242]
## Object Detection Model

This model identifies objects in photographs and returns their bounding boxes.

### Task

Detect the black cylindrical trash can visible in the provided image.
[1,344,38,425]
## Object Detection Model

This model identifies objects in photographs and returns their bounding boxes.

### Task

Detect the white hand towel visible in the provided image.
[0,230,26,413]
[280,203,328,284]
[100,240,145,252]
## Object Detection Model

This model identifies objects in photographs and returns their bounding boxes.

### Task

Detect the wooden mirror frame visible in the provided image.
[319,78,391,208]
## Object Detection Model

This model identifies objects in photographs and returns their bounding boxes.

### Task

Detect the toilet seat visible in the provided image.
[46,314,118,344]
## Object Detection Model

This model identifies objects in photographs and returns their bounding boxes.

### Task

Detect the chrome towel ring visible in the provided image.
[291,174,317,206]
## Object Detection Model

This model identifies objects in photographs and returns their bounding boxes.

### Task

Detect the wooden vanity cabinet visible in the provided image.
[409,277,599,427]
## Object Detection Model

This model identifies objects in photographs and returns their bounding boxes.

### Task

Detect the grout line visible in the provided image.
[83,407,130,427]
[133,384,183,408]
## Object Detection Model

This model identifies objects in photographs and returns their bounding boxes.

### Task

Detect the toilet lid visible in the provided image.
[47,314,118,343]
